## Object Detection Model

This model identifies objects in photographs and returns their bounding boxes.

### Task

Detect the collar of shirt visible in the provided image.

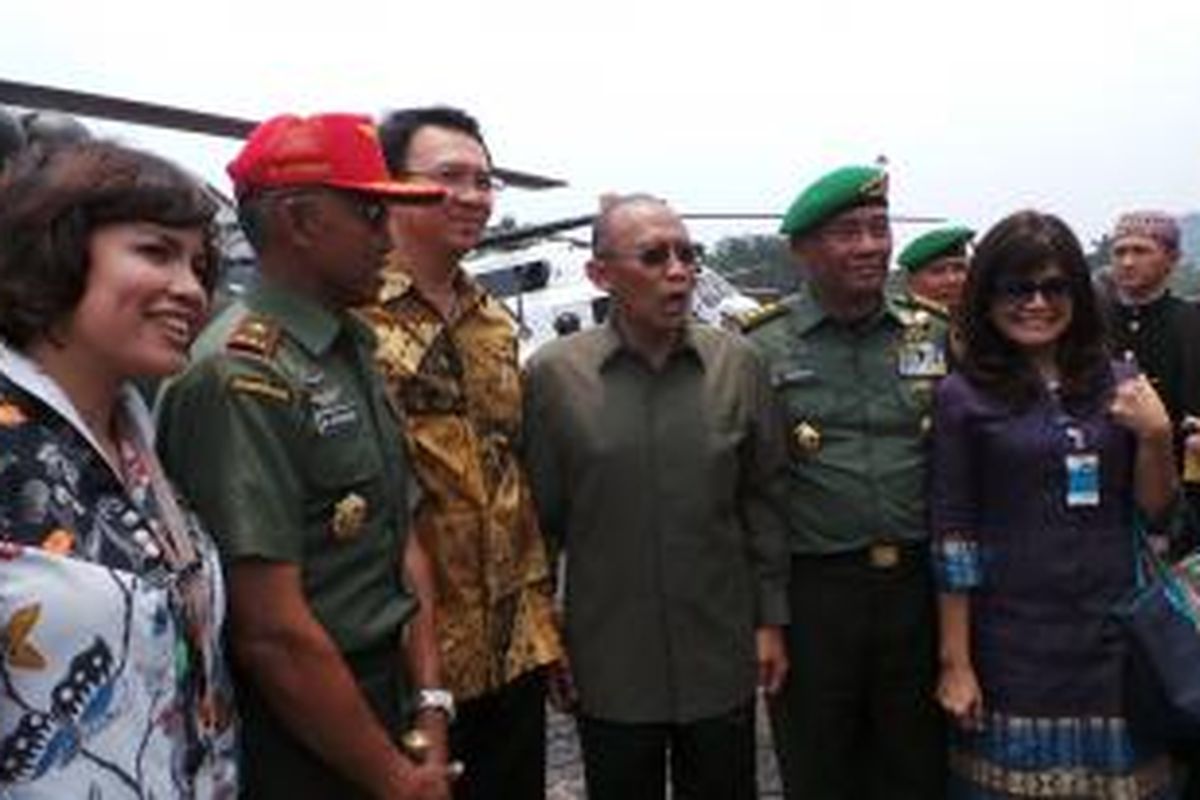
[246,281,374,357]
[1116,286,1172,312]
[0,341,156,478]
[377,253,487,318]
[591,314,713,372]
[788,283,907,336]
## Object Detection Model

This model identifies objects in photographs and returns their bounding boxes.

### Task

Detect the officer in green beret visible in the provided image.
[898,225,974,313]
[742,165,947,799]
[157,113,455,799]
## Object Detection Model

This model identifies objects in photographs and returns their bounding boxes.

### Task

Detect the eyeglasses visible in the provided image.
[605,241,705,268]
[995,275,1073,305]
[405,165,506,194]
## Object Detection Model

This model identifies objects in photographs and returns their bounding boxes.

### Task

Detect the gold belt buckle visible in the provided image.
[868,542,901,569]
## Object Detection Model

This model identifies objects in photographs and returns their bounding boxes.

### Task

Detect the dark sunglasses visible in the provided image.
[609,241,704,268]
[276,188,389,229]
[338,192,389,228]
[995,275,1073,304]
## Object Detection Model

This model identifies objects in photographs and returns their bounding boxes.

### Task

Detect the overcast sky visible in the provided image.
[5,0,1199,252]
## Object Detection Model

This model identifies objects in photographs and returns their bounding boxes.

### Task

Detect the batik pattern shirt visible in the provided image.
[0,348,238,799]
[360,263,561,701]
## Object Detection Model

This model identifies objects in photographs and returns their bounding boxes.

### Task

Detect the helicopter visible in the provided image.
[0,79,945,360]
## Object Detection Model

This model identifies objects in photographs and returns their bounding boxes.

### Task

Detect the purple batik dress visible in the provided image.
[931,368,1175,799]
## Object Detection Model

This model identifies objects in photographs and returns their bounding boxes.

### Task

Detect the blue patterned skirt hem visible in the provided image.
[948,712,1177,799]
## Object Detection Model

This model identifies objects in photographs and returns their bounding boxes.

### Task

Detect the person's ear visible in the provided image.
[278,194,322,247]
[586,258,613,292]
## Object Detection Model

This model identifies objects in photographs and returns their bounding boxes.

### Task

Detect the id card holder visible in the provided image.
[897,342,947,378]
[1065,452,1100,507]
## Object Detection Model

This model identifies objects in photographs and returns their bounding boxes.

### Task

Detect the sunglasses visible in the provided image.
[995,275,1073,305]
[607,241,704,268]
[337,192,389,228]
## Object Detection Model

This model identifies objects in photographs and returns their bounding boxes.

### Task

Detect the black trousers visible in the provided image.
[577,701,757,800]
[450,667,547,800]
[769,547,945,800]
[236,642,408,799]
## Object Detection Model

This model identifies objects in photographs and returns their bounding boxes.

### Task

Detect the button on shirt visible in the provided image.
[745,287,947,554]
[523,320,790,723]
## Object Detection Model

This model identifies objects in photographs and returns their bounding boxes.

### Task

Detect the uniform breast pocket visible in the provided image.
[306,433,387,543]
[772,363,829,421]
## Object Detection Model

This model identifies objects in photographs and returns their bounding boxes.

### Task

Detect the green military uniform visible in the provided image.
[744,285,950,800]
[742,286,948,554]
[157,281,417,798]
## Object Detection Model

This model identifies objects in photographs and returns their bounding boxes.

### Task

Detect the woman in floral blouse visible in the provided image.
[0,140,238,797]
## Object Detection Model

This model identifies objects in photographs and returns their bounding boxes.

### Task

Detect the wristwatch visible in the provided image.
[416,688,456,722]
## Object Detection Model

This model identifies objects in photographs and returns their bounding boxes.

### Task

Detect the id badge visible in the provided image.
[897,342,947,378]
[1065,453,1100,507]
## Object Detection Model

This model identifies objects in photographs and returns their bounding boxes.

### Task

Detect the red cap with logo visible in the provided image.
[227,113,445,204]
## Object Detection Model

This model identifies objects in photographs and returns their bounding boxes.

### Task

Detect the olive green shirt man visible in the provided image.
[523,318,790,723]
[742,286,948,554]
[157,282,418,787]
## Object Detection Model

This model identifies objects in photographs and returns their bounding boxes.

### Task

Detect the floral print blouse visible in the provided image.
[0,346,238,799]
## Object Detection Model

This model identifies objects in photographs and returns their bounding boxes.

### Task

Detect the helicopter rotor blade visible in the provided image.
[0,78,256,138]
[480,214,597,248]
[0,79,567,190]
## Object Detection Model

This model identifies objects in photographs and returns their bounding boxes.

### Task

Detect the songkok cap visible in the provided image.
[780,165,888,238]
[1112,210,1180,253]
[898,226,974,273]
[228,113,446,203]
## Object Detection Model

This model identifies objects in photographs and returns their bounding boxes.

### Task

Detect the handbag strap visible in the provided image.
[1133,503,1200,626]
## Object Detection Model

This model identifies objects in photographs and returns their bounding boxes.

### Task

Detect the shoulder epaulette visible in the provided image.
[225,314,281,359]
[736,302,789,332]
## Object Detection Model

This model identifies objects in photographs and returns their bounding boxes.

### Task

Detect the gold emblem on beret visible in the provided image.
[793,421,822,457]
[331,492,368,540]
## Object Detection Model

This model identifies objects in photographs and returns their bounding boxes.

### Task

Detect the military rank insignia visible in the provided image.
[331,492,368,540]
[226,315,281,358]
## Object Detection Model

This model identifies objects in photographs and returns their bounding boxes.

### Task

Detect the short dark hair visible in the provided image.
[0,140,219,349]
[376,106,489,175]
[957,209,1109,411]
[591,193,668,255]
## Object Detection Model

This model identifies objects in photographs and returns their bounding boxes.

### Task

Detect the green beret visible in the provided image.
[898,226,974,273]
[779,165,888,238]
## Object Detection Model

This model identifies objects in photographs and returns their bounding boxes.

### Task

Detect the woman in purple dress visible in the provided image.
[932,210,1179,798]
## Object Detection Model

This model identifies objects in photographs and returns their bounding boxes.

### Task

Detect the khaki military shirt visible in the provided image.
[523,319,790,723]
[358,263,561,702]
[743,286,948,554]
[157,282,416,654]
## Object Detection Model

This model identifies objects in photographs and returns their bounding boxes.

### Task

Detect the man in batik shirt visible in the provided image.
[360,106,561,799]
